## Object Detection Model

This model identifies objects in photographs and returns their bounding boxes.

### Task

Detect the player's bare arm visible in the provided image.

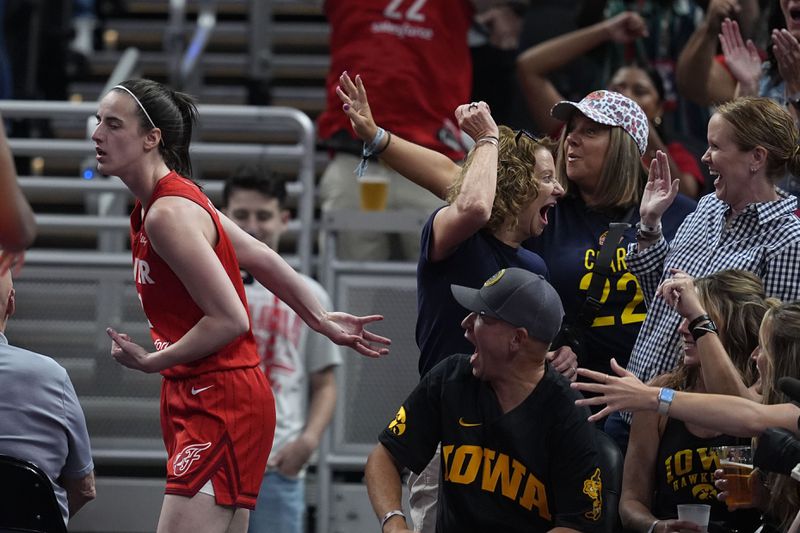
[219,210,391,357]
[110,197,250,372]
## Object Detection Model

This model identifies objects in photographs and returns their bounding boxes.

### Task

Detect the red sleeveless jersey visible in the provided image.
[130,172,259,378]
[316,0,473,160]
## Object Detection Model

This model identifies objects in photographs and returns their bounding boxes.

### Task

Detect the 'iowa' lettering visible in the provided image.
[441,444,550,520]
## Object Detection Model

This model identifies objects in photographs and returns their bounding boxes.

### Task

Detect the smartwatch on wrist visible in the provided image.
[657,387,675,416]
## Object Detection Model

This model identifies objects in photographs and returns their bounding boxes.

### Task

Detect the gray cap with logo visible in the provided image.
[450,267,565,344]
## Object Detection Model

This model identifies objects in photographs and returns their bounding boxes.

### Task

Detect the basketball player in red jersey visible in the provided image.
[92,79,390,533]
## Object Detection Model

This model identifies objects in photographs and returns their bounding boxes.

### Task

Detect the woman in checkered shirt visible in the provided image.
[618,96,800,442]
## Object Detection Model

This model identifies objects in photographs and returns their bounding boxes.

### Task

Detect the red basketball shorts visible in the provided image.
[160,366,275,509]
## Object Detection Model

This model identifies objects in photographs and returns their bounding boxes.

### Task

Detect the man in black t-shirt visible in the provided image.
[365,268,605,533]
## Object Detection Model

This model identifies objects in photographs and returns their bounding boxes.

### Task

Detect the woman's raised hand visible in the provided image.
[657,269,706,320]
[604,11,648,44]
[454,101,499,142]
[640,150,679,225]
[719,18,761,95]
[336,71,379,143]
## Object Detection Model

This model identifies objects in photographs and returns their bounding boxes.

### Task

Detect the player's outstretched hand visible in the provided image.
[571,358,656,422]
[107,327,159,373]
[320,312,391,358]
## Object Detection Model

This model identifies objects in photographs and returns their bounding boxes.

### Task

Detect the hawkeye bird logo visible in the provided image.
[388,406,406,436]
[484,269,505,287]
[173,442,212,477]
[582,467,603,521]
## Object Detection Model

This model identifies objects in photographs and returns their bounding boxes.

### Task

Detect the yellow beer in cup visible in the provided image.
[359,176,389,211]
[712,445,755,508]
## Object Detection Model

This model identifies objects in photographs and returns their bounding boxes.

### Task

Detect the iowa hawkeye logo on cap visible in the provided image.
[483,269,505,287]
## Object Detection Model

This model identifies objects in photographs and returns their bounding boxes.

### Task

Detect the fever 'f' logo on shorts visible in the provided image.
[173,442,212,477]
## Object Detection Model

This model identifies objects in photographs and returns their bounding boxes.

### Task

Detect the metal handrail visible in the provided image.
[99,48,141,96]
[181,0,217,86]
[0,100,316,274]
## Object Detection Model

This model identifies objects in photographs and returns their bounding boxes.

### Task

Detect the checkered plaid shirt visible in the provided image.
[623,191,800,420]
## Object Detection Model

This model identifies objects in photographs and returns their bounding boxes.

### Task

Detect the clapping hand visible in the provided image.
[705,0,741,34]
[772,28,800,96]
[719,18,761,95]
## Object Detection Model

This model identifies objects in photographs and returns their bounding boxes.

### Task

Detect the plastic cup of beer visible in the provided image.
[677,503,710,532]
[359,175,389,211]
[712,445,754,508]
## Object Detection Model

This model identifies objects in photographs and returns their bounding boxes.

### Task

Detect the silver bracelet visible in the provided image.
[380,509,405,532]
[646,519,660,533]
[475,136,499,148]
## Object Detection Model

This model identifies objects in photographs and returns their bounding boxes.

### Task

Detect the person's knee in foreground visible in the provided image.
[0,269,95,525]
[366,267,606,533]
[92,79,390,533]
[221,167,343,533]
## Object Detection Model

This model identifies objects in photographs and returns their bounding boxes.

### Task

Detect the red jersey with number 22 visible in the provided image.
[130,171,259,378]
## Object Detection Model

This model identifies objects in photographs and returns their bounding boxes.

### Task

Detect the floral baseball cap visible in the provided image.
[551,90,649,155]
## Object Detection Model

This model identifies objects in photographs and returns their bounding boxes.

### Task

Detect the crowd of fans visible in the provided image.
[1,0,800,532]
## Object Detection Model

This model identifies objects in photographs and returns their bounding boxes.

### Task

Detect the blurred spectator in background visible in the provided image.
[222,168,343,533]
[469,4,524,125]
[317,0,523,261]
[0,269,96,525]
[678,2,800,196]
[675,0,744,107]
[576,0,754,146]
[516,11,704,198]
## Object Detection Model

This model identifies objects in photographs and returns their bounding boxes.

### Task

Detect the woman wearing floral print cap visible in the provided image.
[333,82,696,439]
[524,89,696,439]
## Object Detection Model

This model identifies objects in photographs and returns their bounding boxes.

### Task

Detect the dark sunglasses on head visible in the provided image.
[514,129,542,145]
